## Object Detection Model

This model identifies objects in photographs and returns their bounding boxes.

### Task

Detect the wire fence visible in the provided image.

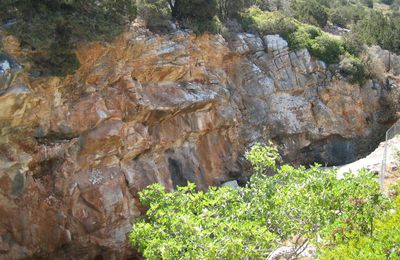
[380,119,400,192]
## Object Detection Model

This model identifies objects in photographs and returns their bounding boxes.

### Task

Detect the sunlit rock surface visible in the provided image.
[0,24,399,258]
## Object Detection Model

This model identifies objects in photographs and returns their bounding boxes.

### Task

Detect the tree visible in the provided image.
[381,0,395,5]
[165,0,220,34]
[250,0,289,11]
[352,11,400,54]
[216,0,247,20]
[174,0,217,20]
[363,0,374,8]
[0,0,137,76]
[329,5,366,28]
[137,0,171,27]
[291,0,328,28]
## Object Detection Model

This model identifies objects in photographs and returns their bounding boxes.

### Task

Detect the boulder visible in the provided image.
[0,53,21,94]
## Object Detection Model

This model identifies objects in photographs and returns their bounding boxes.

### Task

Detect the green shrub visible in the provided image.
[289,27,344,64]
[308,34,345,64]
[329,8,350,28]
[184,16,223,35]
[176,0,218,21]
[242,8,357,66]
[329,5,366,28]
[352,10,400,54]
[0,0,136,76]
[137,0,171,27]
[291,0,329,28]
[363,0,374,8]
[381,0,395,5]
[130,183,279,259]
[319,195,400,259]
[339,54,368,85]
[245,142,280,174]
[241,7,297,37]
[389,181,400,198]
[343,32,365,56]
[352,11,388,46]
[217,0,249,20]
[288,24,322,49]
[130,143,388,259]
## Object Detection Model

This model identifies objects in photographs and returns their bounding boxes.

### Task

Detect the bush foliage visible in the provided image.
[2,0,400,77]
[288,25,345,64]
[243,7,348,65]
[291,0,329,27]
[0,0,137,76]
[241,6,375,84]
[320,194,400,259]
[339,54,367,85]
[241,7,297,37]
[130,143,397,259]
[352,10,400,54]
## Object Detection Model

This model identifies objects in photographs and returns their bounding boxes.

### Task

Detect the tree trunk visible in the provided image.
[171,0,181,20]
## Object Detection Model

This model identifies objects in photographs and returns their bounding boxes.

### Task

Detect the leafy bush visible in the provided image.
[361,51,387,82]
[0,0,136,76]
[247,161,388,242]
[328,5,366,28]
[288,25,345,64]
[352,10,400,54]
[363,0,374,8]
[188,16,223,35]
[320,190,400,259]
[339,54,367,85]
[291,0,329,28]
[288,24,322,49]
[177,0,218,20]
[343,32,365,56]
[130,183,278,259]
[217,0,248,20]
[389,181,400,197]
[241,7,297,37]
[242,8,353,65]
[137,0,171,28]
[130,143,388,259]
[381,0,395,5]
[245,142,280,174]
[307,34,345,64]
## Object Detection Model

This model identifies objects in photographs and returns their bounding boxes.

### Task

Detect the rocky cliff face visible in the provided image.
[0,23,399,258]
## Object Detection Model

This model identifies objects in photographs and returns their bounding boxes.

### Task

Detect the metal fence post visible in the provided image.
[381,120,400,192]
[380,131,388,192]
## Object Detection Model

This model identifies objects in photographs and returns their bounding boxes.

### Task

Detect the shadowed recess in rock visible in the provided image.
[168,157,188,188]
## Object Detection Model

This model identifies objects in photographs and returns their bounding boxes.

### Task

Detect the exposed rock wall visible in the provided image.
[0,24,399,258]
